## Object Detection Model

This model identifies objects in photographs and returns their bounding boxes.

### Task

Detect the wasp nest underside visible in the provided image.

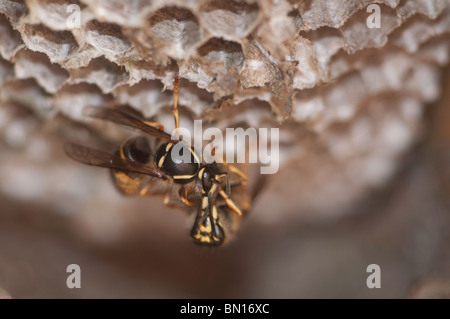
[0,0,450,223]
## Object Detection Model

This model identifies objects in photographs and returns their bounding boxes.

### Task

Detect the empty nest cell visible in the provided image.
[197,37,244,69]
[21,23,79,62]
[14,49,69,93]
[85,20,131,57]
[0,13,24,60]
[113,79,173,118]
[69,57,129,93]
[83,0,153,27]
[397,0,448,19]
[340,4,402,54]
[1,78,54,118]
[298,0,362,30]
[55,82,110,120]
[200,0,259,39]
[391,6,450,53]
[26,0,86,31]
[177,37,243,96]
[0,57,14,85]
[147,6,201,59]
[0,0,28,27]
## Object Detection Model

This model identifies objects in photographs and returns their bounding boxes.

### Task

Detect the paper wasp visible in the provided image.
[65,78,250,246]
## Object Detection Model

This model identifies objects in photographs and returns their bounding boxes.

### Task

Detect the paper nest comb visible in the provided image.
[0,0,450,223]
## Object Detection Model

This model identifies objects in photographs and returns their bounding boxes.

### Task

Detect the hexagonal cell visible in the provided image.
[55,82,110,120]
[0,0,28,27]
[397,0,448,19]
[147,6,201,59]
[298,0,400,31]
[416,37,450,65]
[61,44,103,70]
[0,13,24,60]
[85,20,132,57]
[323,73,368,123]
[113,79,172,118]
[292,72,369,129]
[113,77,215,120]
[124,59,177,86]
[239,38,279,89]
[22,24,79,63]
[292,88,325,123]
[1,78,54,117]
[69,57,129,93]
[178,37,243,96]
[292,36,321,90]
[300,27,345,82]
[252,1,298,61]
[83,0,153,27]
[0,101,42,149]
[328,48,375,83]
[177,78,215,116]
[200,0,259,39]
[197,37,244,69]
[211,97,275,129]
[14,49,69,93]
[391,6,450,53]
[0,57,14,85]
[26,0,87,31]
[404,62,441,103]
[340,4,402,54]
[298,0,361,30]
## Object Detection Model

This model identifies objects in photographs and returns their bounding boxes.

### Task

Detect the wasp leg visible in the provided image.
[214,171,244,214]
[216,169,246,196]
[163,193,171,206]
[224,173,230,195]
[214,173,231,195]
[172,76,180,132]
[165,192,182,208]
[163,192,182,208]
[138,183,179,208]
[139,186,167,198]
[179,185,195,207]
[218,188,242,216]
[221,163,248,184]
[143,121,164,132]
[139,184,151,196]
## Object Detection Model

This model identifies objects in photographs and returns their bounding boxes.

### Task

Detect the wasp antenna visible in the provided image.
[222,163,248,184]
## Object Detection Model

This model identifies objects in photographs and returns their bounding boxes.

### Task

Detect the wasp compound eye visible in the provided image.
[201,167,213,192]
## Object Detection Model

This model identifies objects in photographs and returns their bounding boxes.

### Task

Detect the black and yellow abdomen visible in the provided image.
[110,136,152,196]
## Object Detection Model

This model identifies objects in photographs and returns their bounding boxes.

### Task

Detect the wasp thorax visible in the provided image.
[155,142,200,184]
[122,136,152,163]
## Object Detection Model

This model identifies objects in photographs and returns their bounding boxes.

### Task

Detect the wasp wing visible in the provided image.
[64,142,169,180]
[83,107,173,141]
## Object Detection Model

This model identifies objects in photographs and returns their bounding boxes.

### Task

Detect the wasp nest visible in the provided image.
[0,0,450,226]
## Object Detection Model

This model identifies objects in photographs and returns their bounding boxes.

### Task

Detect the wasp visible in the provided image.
[65,78,250,246]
